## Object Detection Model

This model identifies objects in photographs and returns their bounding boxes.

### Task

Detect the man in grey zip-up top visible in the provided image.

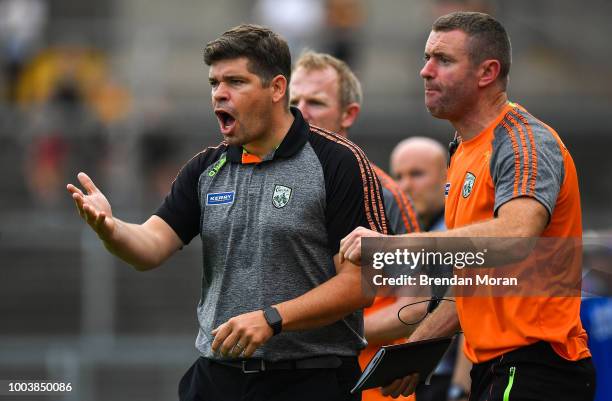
[67,24,387,401]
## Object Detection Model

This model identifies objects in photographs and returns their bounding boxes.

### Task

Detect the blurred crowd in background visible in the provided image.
[1,0,611,400]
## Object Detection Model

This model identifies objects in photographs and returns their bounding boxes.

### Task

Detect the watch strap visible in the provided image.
[263,306,283,335]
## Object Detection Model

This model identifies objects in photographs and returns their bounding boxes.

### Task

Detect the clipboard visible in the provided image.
[351,335,454,394]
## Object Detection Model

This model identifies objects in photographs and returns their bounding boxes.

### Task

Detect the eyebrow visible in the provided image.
[425,49,450,57]
[294,94,328,103]
[208,73,248,82]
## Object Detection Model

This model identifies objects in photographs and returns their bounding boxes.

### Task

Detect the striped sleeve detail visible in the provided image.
[510,113,530,195]
[491,108,564,215]
[499,110,540,198]
[499,119,523,197]
[398,191,420,233]
[372,164,420,233]
[310,126,388,234]
[511,109,539,196]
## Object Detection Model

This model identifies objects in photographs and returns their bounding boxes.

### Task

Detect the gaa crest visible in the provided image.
[272,185,292,208]
[462,172,476,198]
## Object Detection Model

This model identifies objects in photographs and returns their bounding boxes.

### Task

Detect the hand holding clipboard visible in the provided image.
[351,336,455,395]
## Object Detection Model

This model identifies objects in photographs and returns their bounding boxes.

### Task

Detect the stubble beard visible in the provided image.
[224,125,258,147]
[427,81,476,122]
[229,108,272,148]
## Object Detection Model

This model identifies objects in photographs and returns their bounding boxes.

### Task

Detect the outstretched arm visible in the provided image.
[67,172,183,270]
[340,197,549,265]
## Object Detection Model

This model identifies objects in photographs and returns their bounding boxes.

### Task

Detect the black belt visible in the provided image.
[214,355,343,373]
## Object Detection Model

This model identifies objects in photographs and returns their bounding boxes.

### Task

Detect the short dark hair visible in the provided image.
[433,12,511,88]
[204,24,291,88]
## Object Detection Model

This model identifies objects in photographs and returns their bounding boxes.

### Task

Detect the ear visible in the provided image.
[478,59,501,88]
[340,102,361,130]
[270,75,288,104]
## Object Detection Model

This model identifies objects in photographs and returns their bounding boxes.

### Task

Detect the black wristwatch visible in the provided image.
[263,306,283,336]
[447,383,469,400]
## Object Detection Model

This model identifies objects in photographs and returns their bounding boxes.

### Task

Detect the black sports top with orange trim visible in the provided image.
[155,107,388,361]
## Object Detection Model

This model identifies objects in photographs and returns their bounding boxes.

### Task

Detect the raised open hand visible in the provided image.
[67,172,116,241]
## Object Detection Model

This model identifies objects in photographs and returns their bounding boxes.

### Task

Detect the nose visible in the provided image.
[212,82,229,103]
[420,59,435,80]
[296,99,311,121]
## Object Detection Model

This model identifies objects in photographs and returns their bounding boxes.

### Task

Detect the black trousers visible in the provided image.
[469,341,596,401]
[178,356,362,401]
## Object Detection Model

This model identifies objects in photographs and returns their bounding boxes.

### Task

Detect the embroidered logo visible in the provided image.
[272,185,292,208]
[445,183,451,197]
[206,191,235,205]
[462,172,476,198]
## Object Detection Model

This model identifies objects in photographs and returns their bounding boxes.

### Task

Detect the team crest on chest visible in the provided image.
[272,185,292,208]
[462,172,476,198]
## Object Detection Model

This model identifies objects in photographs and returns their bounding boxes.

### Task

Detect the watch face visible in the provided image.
[264,307,282,335]
[265,312,277,324]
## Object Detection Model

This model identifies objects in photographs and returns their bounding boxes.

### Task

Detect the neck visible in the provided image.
[244,107,294,157]
[450,90,508,142]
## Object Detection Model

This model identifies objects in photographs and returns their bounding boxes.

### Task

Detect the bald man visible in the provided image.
[390,137,447,231]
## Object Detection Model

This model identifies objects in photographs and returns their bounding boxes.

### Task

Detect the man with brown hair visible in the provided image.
[340,12,595,401]
[67,24,386,401]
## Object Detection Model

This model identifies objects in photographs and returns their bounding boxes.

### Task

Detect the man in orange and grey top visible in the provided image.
[290,51,421,401]
[340,11,595,401]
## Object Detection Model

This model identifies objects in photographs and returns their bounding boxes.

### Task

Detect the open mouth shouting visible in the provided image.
[215,108,237,135]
